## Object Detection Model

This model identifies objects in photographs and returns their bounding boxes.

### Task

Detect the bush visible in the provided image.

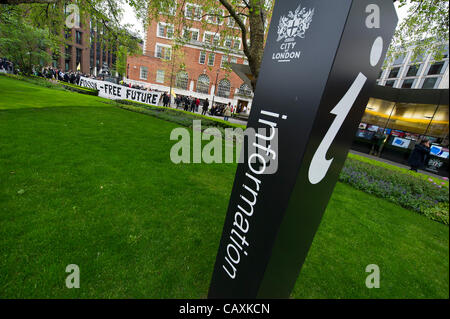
[421,202,449,225]
[58,81,99,96]
[339,158,449,224]
[116,100,246,130]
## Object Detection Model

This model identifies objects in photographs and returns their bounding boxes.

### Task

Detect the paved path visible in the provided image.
[349,150,445,179]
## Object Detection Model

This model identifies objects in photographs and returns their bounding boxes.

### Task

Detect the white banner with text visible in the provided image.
[79,77,162,106]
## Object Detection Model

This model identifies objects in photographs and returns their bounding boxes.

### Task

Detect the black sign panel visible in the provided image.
[209,0,398,298]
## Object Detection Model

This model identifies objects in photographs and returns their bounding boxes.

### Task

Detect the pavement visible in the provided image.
[349,150,445,179]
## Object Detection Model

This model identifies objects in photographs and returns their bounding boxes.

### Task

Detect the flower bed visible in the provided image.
[339,158,449,224]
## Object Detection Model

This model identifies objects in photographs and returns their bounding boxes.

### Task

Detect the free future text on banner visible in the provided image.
[79,77,162,105]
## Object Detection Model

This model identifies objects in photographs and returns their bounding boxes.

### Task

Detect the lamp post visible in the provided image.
[212,69,220,108]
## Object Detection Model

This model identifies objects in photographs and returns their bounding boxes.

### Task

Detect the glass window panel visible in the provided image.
[197,74,210,94]
[422,77,438,89]
[388,67,400,78]
[406,64,421,77]
[401,79,415,88]
[428,62,444,75]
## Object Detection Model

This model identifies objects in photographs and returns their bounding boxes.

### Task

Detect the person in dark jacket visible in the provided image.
[408,139,431,172]
[202,98,209,115]
[184,96,190,111]
[163,93,170,107]
[190,97,196,112]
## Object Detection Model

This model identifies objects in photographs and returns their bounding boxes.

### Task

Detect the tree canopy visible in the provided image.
[387,0,449,63]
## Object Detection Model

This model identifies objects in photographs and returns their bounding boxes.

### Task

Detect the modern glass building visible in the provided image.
[377,44,449,90]
[353,86,449,176]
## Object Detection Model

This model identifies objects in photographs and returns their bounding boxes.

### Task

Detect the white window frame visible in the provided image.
[155,43,172,60]
[203,31,220,46]
[182,27,200,42]
[159,2,177,16]
[185,3,202,21]
[156,22,174,39]
[156,70,165,83]
[208,53,215,66]
[227,17,235,28]
[221,55,229,68]
[206,8,225,25]
[199,51,206,64]
[224,37,233,48]
[232,37,241,50]
[140,66,148,80]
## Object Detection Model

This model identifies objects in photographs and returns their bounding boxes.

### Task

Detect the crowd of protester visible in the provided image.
[1,58,244,121]
[37,67,88,85]
[171,94,238,121]
[0,58,15,74]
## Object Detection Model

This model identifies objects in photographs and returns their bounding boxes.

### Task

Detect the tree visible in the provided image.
[131,0,273,91]
[0,9,56,74]
[0,0,142,72]
[387,0,449,63]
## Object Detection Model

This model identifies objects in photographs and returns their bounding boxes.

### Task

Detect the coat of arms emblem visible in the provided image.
[277,4,315,42]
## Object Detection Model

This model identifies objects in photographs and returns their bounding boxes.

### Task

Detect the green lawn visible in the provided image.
[0,75,448,298]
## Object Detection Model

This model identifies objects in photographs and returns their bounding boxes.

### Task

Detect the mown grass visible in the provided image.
[0,75,448,298]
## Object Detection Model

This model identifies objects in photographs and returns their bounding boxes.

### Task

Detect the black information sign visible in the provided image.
[209,0,398,298]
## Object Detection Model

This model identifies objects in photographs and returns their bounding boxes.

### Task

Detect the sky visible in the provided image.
[122,2,145,38]
[121,1,413,40]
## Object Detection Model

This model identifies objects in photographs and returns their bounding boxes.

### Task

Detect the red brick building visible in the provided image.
[125,1,254,112]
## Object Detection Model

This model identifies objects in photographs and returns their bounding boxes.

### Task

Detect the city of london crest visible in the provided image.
[277,4,315,42]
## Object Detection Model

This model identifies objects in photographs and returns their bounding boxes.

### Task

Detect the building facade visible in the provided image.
[377,43,449,90]
[53,18,116,76]
[125,2,254,112]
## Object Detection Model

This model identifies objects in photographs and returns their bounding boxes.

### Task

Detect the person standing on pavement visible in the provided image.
[408,139,431,172]
[224,103,232,121]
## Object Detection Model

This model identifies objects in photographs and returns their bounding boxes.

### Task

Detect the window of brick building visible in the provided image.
[233,39,241,50]
[199,51,206,64]
[156,70,165,83]
[175,71,189,90]
[140,66,148,80]
[159,2,176,15]
[208,53,215,66]
[217,79,231,98]
[155,44,172,60]
[76,31,82,45]
[76,48,82,68]
[185,3,202,20]
[182,28,199,42]
[238,83,252,97]
[197,74,210,94]
[206,9,224,25]
[157,22,174,39]
[204,32,220,46]
[224,38,232,48]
